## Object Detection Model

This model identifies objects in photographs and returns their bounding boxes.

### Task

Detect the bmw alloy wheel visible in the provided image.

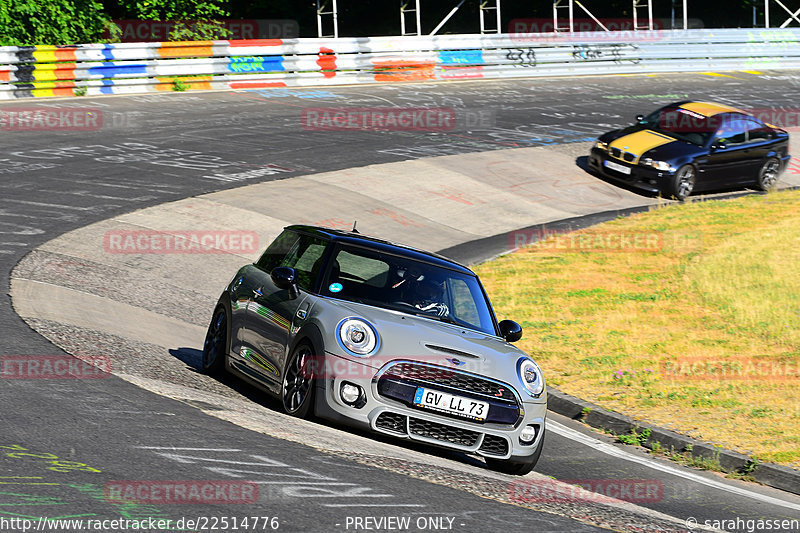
[671,165,695,201]
[757,158,780,191]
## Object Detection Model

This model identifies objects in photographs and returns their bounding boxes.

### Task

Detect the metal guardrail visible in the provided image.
[1,28,799,99]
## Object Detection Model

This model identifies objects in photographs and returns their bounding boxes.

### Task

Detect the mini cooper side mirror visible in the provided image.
[272,266,299,299]
[499,320,523,343]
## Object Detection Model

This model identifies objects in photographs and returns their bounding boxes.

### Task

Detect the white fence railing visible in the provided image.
[1,29,799,99]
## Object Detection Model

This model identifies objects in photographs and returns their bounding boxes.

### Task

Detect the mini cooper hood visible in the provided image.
[319,297,526,368]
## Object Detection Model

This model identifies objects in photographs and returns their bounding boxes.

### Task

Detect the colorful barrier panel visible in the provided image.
[1,29,799,99]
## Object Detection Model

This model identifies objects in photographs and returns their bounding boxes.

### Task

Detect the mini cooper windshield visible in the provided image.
[320,243,497,336]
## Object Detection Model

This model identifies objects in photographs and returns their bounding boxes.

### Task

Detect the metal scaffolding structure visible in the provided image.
[479,0,503,34]
[315,1,800,38]
[765,0,800,27]
[633,0,654,30]
[316,0,339,38]
[400,1,422,36]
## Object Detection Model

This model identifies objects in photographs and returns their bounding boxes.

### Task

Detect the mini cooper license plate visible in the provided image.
[604,159,632,175]
[413,387,489,421]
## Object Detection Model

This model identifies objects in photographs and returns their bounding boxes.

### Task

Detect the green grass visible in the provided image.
[475,190,800,467]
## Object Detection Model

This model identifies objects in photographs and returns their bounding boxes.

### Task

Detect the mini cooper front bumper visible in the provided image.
[314,354,547,460]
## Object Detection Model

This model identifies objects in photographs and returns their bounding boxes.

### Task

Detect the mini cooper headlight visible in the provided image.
[517,357,545,397]
[337,317,379,357]
[593,140,609,152]
[641,158,673,171]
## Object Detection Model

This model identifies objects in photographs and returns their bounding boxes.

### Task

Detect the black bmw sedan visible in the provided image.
[589,101,791,200]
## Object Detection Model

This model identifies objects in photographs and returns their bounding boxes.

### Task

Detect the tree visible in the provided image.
[106,0,232,41]
[0,0,109,46]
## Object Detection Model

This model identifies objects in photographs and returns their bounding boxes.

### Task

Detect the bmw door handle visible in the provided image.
[253,287,263,297]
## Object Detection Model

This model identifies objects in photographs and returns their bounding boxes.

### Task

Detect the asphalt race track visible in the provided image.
[2,72,800,533]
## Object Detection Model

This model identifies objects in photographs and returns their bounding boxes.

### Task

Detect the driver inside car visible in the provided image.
[413,279,450,318]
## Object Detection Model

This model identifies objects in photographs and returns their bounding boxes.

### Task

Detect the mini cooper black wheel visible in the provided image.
[757,157,781,191]
[282,342,315,418]
[669,165,695,201]
[485,426,546,476]
[202,307,227,375]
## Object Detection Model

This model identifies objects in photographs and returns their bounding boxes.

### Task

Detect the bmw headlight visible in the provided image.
[641,158,673,171]
[593,140,609,152]
[517,357,545,397]
[337,317,379,357]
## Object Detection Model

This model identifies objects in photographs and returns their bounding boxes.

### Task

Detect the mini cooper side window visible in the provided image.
[280,235,328,291]
[256,230,299,273]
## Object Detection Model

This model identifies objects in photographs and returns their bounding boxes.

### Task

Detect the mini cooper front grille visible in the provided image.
[375,412,407,434]
[408,417,480,447]
[479,434,510,456]
[375,411,511,457]
[382,362,517,403]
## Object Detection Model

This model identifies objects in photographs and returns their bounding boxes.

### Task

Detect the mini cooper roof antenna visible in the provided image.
[352,220,360,234]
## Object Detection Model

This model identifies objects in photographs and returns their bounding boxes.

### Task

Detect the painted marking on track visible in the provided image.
[700,72,740,79]
[139,447,422,507]
[0,476,59,486]
[136,446,241,451]
[253,482,360,485]
[324,504,428,508]
[547,420,800,512]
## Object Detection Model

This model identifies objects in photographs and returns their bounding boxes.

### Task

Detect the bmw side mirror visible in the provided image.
[272,266,299,299]
[499,320,523,343]
[635,114,644,123]
[710,142,726,152]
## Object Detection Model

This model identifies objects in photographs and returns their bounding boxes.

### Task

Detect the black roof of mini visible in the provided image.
[286,225,474,275]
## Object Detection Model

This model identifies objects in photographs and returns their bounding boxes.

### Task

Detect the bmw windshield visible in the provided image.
[319,244,497,336]
[639,106,716,146]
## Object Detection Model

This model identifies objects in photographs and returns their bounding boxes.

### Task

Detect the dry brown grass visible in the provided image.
[475,190,800,466]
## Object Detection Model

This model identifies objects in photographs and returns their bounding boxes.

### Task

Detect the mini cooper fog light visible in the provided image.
[520,425,538,445]
[340,382,366,408]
